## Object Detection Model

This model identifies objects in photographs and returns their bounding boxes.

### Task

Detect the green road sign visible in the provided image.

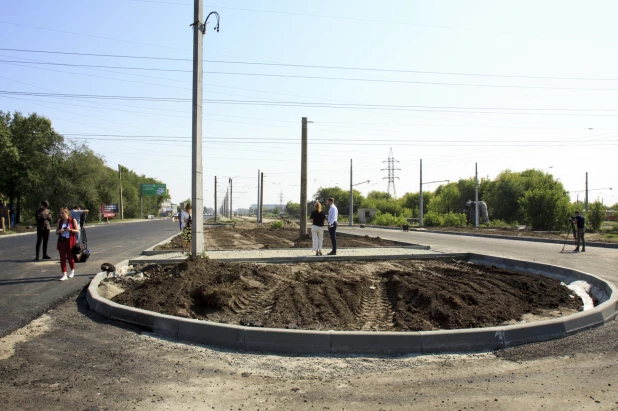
[141,184,167,196]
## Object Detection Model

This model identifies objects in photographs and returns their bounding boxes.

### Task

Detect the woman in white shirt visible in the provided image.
[56,207,79,281]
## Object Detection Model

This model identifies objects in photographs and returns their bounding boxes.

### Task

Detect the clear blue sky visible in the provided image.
[2,0,617,209]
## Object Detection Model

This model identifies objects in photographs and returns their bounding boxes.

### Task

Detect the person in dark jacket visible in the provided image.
[35,200,53,260]
[573,210,586,252]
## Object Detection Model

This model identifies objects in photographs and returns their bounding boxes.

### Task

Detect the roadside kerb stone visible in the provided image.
[177,319,245,349]
[87,253,618,355]
[244,327,331,353]
[420,327,505,353]
[331,331,422,354]
[141,233,183,256]
[502,320,566,347]
[129,252,468,266]
[413,229,618,249]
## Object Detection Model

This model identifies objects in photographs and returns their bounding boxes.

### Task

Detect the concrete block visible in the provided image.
[177,319,245,349]
[599,300,618,323]
[96,297,114,319]
[503,320,565,348]
[153,314,180,338]
[109,305,155,329]
[562,311,605,335]
[331,331,422,354]
[420,327,504,353]
[244,328,331,354]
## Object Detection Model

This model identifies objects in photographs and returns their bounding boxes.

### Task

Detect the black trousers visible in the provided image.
[36,228,50,257]
[328,222,337,252]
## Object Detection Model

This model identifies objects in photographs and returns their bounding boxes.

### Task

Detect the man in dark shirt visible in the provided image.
[573,210,586,252]
[35,200,53,260]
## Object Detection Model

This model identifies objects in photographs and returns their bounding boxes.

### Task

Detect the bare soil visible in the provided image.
[155,224,401,250]
[111,259,581,331]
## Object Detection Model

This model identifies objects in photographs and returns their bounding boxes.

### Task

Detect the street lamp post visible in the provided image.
[190,4,219,257]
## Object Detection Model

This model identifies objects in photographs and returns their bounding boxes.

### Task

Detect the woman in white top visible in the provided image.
[56,207,79,281]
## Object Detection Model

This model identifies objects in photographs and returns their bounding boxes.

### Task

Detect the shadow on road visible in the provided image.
[0,273,95,286]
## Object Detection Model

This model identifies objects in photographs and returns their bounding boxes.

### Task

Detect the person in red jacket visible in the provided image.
[56,207,79,281]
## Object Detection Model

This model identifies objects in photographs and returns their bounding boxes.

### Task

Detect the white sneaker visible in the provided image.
[69,271,75,278]
[59,275,68,281]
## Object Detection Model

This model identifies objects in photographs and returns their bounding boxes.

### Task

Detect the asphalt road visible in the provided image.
[0,219,179,337]
[340,226,618,286]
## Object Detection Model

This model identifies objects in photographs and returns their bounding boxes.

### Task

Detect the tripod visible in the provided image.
[560,222,575,253]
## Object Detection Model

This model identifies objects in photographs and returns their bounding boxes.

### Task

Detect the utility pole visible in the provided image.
[585,172,589,212]
[214,176,217,223]
[475,162,479,227]
[229,178,233,219]
[118,164,124,220]
[419,159,423,227]
[349,159,353,226]
[260,172,264,224]
[190,4,219,257]
[300,117,308,238]
[257,169,261,223]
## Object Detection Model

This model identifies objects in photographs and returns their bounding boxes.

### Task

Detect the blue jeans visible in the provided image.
[328,222,337,252]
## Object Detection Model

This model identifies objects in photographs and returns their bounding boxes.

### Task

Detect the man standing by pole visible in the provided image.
[190,4,219,256]
[573,211,586,252]
[327,197,338,255]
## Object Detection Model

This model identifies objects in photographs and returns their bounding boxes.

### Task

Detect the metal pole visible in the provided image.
[419,159,423,227]
[118,164,124,220]
[214,176,217,223]
[229,178,233,219]
[475,162,479,227]
[257,169,261,222]
[300,117,308,238]
[191,0,204,256]
[585,172,589,212]
[260,172,264,224]
[349,158,353,226]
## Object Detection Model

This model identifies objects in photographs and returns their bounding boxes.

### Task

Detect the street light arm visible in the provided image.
[422,179,450,186]
[352,180,370,187]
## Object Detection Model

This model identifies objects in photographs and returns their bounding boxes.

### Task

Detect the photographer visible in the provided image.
[572,210,586,252]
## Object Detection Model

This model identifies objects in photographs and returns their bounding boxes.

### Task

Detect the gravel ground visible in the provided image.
[0,290,616,410]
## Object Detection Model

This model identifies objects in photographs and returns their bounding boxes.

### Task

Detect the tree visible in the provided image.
[285,201,300,215]
[271,206,280,215]
[518,186,571,230]
[0,111,65,222]
[312,186,364,217]
[428,183,460,214]
[587,201,604,231]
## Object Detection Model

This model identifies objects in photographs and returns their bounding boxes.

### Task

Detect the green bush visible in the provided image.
[442,212,467,227]
[587,202,604,232]
[483,219,519,228]
[423,211,444,227]
[270,220,284,229]
[372,212,407,226]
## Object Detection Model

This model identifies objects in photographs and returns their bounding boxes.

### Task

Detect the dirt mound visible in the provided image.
[112,259,582,331]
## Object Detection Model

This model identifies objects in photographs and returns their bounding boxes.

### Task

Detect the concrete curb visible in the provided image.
[142,245,431,257]
[141,233,183,255]
[141,230,431,256]
[129,252,467,266]
[88,253,618,354]
[416,229,618,249]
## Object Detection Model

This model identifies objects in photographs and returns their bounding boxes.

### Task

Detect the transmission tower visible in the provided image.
[381,148,400,199]
[279,190,284,210]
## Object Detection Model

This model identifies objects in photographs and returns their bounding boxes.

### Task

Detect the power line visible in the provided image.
[3,47,618,81]
[6,91,618,114]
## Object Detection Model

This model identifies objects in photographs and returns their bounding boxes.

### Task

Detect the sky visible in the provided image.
[1,0,617,210]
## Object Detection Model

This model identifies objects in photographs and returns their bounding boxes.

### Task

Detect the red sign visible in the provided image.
[101,204,117,218]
